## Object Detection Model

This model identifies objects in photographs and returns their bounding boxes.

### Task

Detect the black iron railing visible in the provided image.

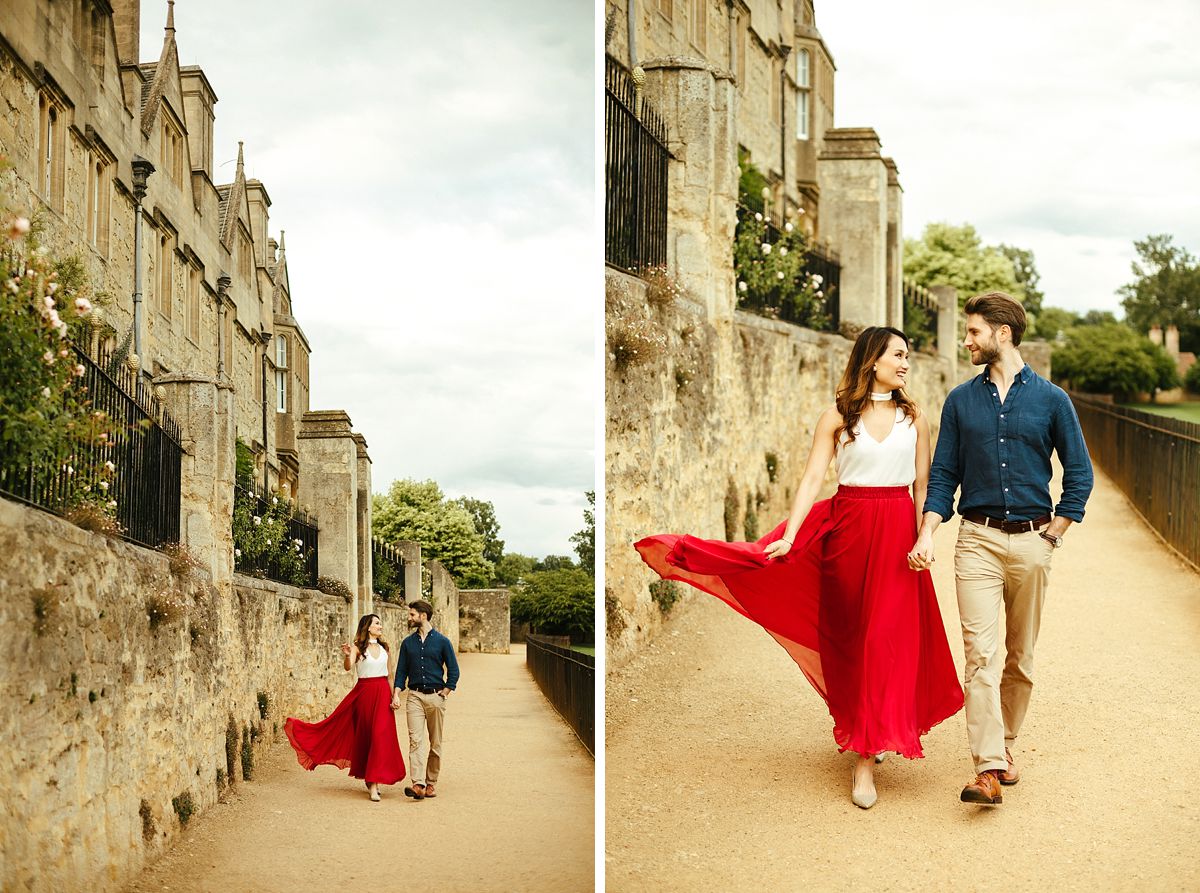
[0,341,183,550]
[372,537,406,603]
[525,634,594,757]
[734,205,840,331]
[903,279,938,352]
[233,483,319,588]
[1069,393,1200,569]
[605,55,669,273]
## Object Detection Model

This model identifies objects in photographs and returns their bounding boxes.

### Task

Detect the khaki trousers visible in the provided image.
[406,690,447,786]
[954,520,1055,773]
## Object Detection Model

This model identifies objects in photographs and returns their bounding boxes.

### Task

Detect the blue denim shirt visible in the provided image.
[394,628,460,691]
[926,365,1094,523]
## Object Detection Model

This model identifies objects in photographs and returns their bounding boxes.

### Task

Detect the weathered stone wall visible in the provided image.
[458,589,512,654]
[0,498,359,893]
[605,268,957,667]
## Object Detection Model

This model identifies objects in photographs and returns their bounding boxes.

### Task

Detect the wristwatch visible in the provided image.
[1039,531,1063,548]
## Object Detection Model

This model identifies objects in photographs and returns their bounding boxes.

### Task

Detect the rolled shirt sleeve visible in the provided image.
[1051,393,1094,522]
[442,637,460,690]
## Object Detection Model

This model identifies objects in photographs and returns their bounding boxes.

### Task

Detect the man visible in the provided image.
[909,291,1093,806]
[391,599,460,801]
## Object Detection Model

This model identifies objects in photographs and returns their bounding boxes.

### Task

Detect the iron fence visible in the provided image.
[525,634,594,757]
[0,341,182,550]
[233,483,319,588]
[903,279,938,352]
[734,205,840,331]
[372,537,406,603]
[605,55,669,273]
[1069,392,1200,569]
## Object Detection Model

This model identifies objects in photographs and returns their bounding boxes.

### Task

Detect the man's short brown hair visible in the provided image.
[964,291,1027,346]
[408,600,434,622]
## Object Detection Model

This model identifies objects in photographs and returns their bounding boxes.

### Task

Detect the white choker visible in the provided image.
[870,391,894,401]
[368,637,379,644]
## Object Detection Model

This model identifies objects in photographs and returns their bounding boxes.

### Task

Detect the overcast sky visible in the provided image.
[816,0,1200,316]
[143,1,594,558]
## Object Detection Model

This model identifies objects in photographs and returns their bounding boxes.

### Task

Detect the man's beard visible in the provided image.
[407,619,419,628]
[970,337,1001,366]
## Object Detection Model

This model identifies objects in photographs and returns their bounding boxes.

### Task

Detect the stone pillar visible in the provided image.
[641,58,739,321]
[396,541,422,604]
[884,158,904,329]
[154,373,235,585]
[297,410,359,636]
[817,128,890,330]
[932,285,958,377]
[1165,325,1180,357]
[1149,324,1163,346]
[353,433,372,614]
[426,560,460,651]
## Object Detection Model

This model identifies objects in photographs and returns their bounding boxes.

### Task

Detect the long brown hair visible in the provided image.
[352,613,389,661]
[834,326,919,444]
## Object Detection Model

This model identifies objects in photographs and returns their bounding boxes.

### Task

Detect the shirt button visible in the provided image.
[1005,510,1010,515]
[1002,463,1007,467]
[1000,438,1005,443]
[1004,488,1009,492]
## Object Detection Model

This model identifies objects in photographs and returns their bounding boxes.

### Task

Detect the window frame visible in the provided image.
[796,48,811,140]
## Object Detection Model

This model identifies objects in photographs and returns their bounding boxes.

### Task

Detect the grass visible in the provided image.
[570,645,595,656]
[1122,401,1200,424]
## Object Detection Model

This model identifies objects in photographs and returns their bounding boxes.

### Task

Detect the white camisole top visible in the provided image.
[357,641,389,679]
[835,405,917,488]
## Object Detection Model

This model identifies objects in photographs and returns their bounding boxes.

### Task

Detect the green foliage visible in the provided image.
[569,491,595,574]
[232,487,311,586]
[536,554,576,571]
[903,223,1024,309]
[240,724,254,780]
[764,452,779,483]
[723,479,739,541]
[372,551,404,602]
[372,479,493,587]
[171,791,195,826]
[1118,234,1200,353]
[1185,361,1200,395]
[738,148,769,213]
[1032,306,1080,340]
[743,490,758,541]
[1052,323,1179,398]
[999,244,1045,317]
[256,691,270,720]
[225,716,238,784]
[452,496,505,567]
[316,575,352,600]
[140,799,155,841]
[605,590,626,636]
[494,552,537,587]
[734,209,827,327]
[510,567,594,640]
[649,579,680,616]
[234,438,255,488]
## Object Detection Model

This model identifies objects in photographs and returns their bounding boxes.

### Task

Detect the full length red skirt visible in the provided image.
[635,485,963,759]
[284,676,406,784]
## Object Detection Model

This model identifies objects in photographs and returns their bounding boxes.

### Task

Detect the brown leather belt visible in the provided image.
[961,511,1051,534]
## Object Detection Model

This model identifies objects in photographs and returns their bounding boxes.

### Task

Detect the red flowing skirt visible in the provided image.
[284,676,406,784]
[635,485,963,759]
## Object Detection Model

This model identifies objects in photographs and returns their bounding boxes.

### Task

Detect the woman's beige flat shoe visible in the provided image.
[851,768,877,810]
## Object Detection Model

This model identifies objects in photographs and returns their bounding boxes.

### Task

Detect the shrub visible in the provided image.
[510,567,595,640]
[649,579,680,616]
[1052,323,1179,398]
[723,479,739,541]
[257,691,270,720]
[608,316,667,371]
[316,576,352,601]
[224,716,238,783]
[171,791,194,826]
[640,265,688,308]
[162,542,202,579]
[604,588,626,636]
[240,724,254,780]
[146,586,186,629]
[232,488,312,586]
[1185,361,1200,394]
[139,799,155,842]
[764,452,779,483]
[743,490,758,541]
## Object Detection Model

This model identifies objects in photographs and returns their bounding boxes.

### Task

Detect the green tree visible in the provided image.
[1118,234,1200,353]
[494,552,537,587]
[569,490,595,574]
[451,496,504,567]
[1185,361,1200,395]
[1033,306,1080,340]
[999,244,1045,317]
[1051,323,1179,400]
[903,223,1024,309]
[510,567,595,641]
[536,554,577,571]
[372,479,493,588]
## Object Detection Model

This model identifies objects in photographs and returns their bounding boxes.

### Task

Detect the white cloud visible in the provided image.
[142,0,594,557]
[816,0,1200,314]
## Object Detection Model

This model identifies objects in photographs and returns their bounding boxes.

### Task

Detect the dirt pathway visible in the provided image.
[128,646,594,893]
[606,468,1200,891]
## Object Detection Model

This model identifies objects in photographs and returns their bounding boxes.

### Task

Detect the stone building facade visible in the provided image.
[606,0,907,329]
[0,0,312,499]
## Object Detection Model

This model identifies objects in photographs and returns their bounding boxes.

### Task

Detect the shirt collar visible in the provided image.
[976,363,1035,386]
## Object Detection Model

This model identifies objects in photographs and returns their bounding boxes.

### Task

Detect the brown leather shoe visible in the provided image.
[999,748,1020,786]
[404,784,426,800]
[960,770,1003,804]
[424,782,437,798]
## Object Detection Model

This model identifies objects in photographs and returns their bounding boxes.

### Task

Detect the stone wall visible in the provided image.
[458,589,512,654]
[605,268,957,667]
[0,498,360,892]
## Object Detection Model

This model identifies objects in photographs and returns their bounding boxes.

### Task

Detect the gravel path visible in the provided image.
[127,646,594,893]
[606,467,1200,892]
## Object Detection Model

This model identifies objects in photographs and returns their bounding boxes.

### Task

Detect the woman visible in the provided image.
[284,614,406,801]
[635,327,963,809]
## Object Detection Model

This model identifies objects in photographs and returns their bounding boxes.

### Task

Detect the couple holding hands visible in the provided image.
[638,291,1094,809]
[284,599,460,803]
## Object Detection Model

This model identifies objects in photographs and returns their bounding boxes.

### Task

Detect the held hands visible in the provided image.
[763,538,793,560]
[340,642,353,658]
[906,536,935,571]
